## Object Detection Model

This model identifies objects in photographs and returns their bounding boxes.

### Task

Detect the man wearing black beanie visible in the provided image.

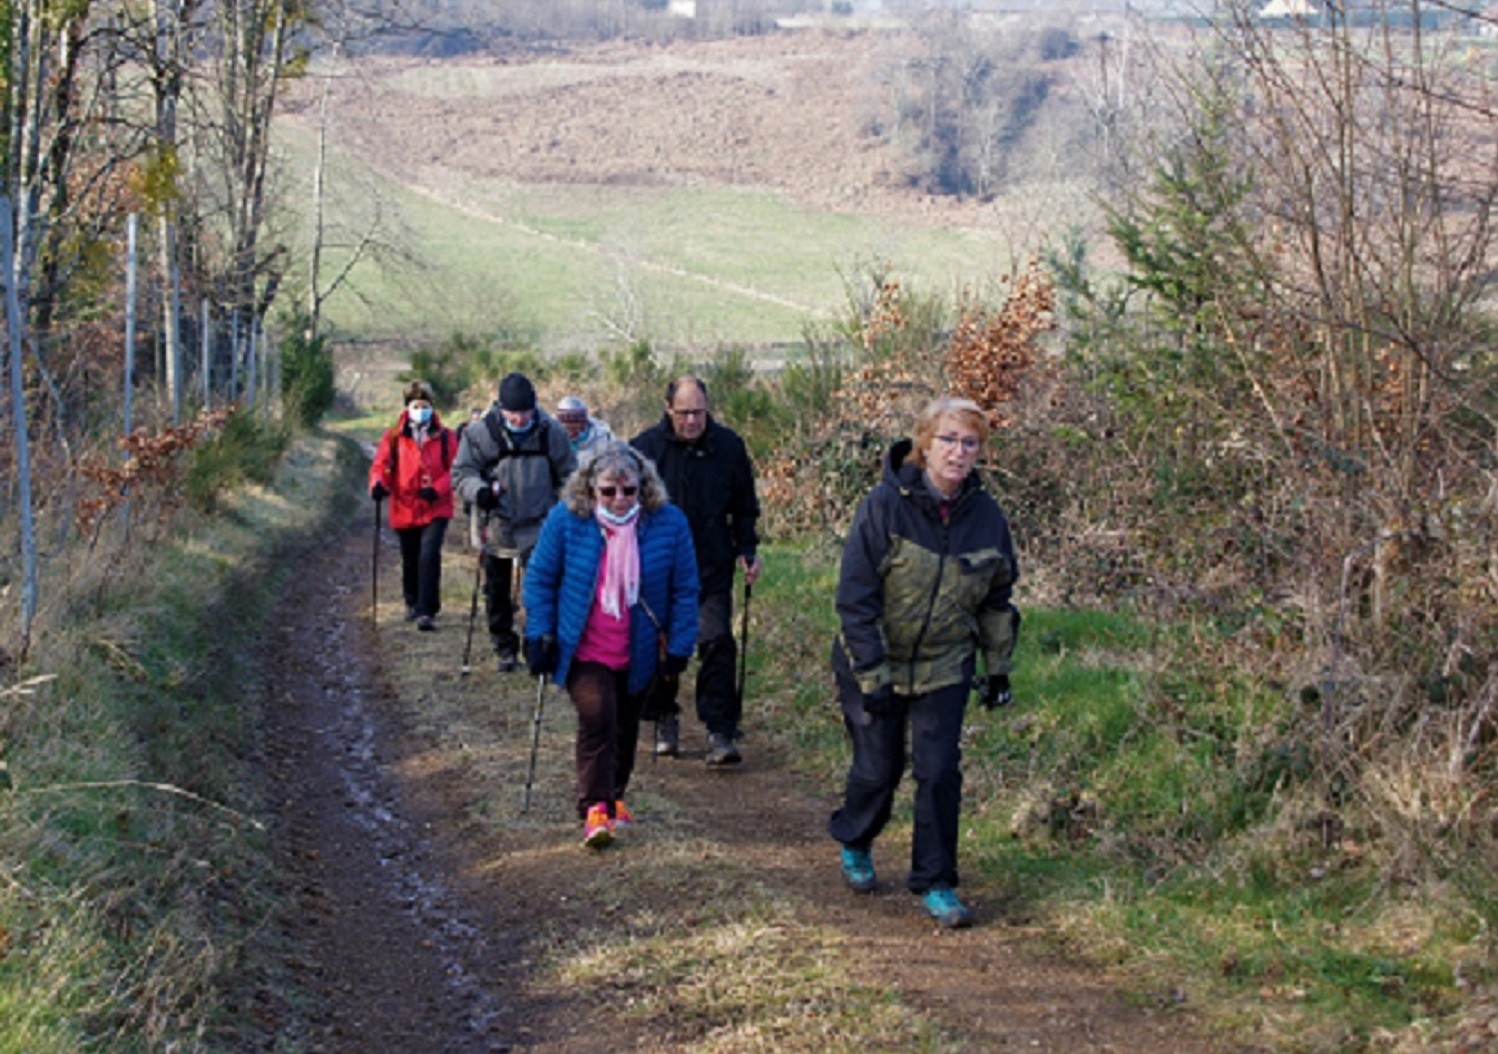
[452,372,576,671]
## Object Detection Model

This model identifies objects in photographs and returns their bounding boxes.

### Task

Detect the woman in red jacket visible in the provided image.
[369,381,457,631]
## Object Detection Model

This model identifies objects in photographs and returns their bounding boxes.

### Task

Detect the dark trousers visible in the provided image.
[656,588,739,737]
[827,673,969,892]
[396,519,449,618]
[567,660,644,820]
[484,551,523,652]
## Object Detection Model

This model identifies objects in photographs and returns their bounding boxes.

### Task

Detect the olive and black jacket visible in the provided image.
[833,438,1019,698]
[630,414,760,597]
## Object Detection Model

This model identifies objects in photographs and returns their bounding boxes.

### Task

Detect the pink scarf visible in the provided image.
[595,504,641,619]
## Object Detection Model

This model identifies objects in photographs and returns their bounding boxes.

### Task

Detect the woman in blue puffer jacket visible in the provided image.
[523,442,699,848]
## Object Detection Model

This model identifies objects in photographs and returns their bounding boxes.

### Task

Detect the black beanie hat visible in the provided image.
[499,372,536,412]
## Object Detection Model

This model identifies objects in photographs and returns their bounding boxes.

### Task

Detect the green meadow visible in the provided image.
[275,125,1030,354]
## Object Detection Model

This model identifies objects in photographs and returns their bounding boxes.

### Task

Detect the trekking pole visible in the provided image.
[511,552,524,638]
[371,498,382,628]
[460,546,484,676]
[736,579,753,708]
[521,674,547,814]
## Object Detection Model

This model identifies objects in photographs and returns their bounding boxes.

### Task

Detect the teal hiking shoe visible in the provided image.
[921,886,973,928]
[839,846,876,893]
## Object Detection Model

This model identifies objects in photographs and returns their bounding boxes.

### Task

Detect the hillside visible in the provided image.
[279,27,1101,353]
[299,31,1007,225]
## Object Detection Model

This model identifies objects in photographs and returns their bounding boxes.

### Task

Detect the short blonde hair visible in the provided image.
[910,397,990,469]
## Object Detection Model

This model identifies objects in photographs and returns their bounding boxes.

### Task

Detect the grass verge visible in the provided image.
[0,432,362,1052]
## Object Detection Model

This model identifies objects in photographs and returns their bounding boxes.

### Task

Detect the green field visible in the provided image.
[275,125,1031,355]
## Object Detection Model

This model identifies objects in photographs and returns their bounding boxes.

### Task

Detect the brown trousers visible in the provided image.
[566,661,644,820]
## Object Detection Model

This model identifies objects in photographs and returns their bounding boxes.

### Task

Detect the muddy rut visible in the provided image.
[240,507,1233,1053]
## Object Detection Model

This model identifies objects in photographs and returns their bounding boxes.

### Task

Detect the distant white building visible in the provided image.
[1260,0,1321,17]
[668,0,696,17]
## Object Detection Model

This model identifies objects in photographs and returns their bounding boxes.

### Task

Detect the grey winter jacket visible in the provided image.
[833,438,1019,698]
[451,407,576,554]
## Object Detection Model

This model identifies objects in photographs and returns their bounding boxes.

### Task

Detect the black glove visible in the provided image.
[861,684,898,716]
[370,481,389,502]
[660,653,690,679]
[417,486,439,502]
[525,635,559,677]
[980,674,1013,710]
[474,486,499,511]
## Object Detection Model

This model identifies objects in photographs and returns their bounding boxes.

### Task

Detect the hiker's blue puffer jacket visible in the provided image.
[523,500,699,696]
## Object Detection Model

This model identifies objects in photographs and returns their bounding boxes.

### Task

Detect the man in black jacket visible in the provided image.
[631,376,762,765]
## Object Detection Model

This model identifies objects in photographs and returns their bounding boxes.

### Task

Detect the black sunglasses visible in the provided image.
[596,485,638,498]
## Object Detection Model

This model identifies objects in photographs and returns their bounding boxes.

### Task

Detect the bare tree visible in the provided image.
[1060,0,1497,798]
[2,196,38,644]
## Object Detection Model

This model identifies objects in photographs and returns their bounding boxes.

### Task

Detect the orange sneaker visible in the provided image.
[582,803,614,849]
[613,800,636,829]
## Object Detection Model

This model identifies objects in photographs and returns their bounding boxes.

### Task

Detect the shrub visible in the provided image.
[406,332,488,409]
[759,261,1052,540]
[183,411,289,513]
[279,319,336,427]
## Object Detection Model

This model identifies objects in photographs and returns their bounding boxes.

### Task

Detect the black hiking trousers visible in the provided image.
[484,550,523,653]
[397,519,449,619]
[829,673,969,893]
[655,588,739,738]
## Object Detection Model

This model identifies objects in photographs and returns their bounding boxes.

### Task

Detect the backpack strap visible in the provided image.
[483,412,561,490]
[389,424,455,482]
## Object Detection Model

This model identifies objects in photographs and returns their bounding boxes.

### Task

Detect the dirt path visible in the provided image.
[243,509,1232,1053]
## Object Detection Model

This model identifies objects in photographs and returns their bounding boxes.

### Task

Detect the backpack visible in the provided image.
[483,411,562,490]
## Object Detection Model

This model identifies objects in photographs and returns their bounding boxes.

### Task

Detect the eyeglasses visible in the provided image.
[934,434,982,453]
[670,408,706,419]
[596,485,639,498]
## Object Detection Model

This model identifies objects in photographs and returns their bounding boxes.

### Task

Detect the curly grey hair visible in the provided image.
[561,440,670,516]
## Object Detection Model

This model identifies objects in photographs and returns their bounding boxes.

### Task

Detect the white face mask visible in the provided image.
[596,502,641,527]
[409,406,432,426]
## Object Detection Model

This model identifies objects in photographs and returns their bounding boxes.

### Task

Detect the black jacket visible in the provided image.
[630,415,760,596]
[833,438,1019,697]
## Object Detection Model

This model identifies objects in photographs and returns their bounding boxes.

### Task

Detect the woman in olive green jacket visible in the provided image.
[829,396,1020,928]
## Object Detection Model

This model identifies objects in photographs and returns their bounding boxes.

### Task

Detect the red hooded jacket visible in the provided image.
[369,410,458,529]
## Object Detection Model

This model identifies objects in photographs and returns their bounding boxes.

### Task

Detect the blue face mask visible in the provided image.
[504,415,537,436]
[409,406,432,426]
